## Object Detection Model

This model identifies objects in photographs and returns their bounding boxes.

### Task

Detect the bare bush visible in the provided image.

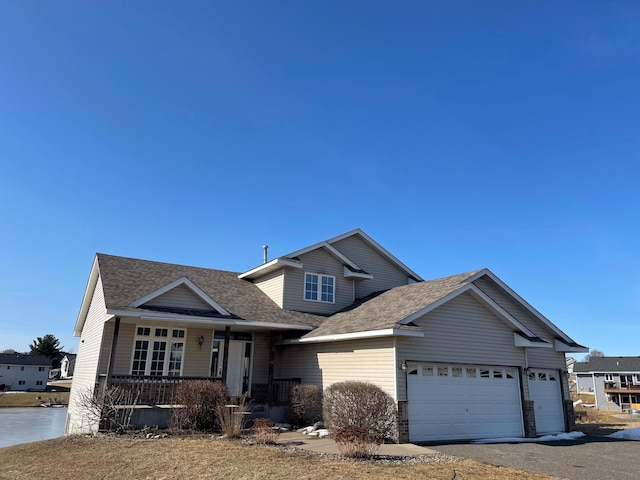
[334,425,380,458]
[323,381,397,443]
[75,385,140,433]
[216,393,250,438]
[290,384,322,425]
[251,417,280,445]
[171,380,229,432]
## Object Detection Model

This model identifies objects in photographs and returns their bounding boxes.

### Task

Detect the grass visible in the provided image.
[0,391,69,407]
[0,436,562,480]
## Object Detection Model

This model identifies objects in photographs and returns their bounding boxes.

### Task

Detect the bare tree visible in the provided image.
[75,385,141,433]
[584,350,605,362]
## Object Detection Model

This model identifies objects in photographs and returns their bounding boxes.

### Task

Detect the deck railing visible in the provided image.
[99,375,222,405]
[604,381,640,391]
[97,375,300,406]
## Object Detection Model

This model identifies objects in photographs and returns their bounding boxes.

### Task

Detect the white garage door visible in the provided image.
[528,368,565,434]
[407,363,523,442]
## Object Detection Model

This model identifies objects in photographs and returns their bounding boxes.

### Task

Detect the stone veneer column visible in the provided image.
[522,400,537,437]
[564,400,576,431]
[396,401,409,443]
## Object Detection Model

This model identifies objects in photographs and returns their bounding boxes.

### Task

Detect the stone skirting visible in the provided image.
[523,400,537,437]
[397,400,409,443]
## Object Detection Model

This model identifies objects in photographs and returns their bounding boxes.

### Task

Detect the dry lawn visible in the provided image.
[0,391,69,407]
[0,436,562,480]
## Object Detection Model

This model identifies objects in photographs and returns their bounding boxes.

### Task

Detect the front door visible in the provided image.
[226,341,245,396]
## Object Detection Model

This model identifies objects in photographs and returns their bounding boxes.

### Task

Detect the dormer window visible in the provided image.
[304,273,335,303]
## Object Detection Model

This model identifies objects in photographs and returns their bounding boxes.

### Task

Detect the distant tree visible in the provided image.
[584,350,605,362]
[29,334,63,360]
[1,348,17,354]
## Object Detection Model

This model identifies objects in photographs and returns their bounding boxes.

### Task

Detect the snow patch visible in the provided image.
[608,427,640,440]
[473,431,585,444]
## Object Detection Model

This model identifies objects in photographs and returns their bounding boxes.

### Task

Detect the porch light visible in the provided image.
[198,335,205,348]
[400,361,407,371]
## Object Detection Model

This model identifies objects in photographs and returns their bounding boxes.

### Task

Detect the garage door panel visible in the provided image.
[529,368,564,434]
[407,363,523,442]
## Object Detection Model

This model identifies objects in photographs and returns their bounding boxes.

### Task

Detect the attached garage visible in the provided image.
[528,368,565,434]
[407,362,524,442]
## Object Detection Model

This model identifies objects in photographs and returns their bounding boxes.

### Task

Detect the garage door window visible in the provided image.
[466,367,477,378]
[480,369,490,378]
[452,367,463,377]
[422,366,433,376]
[494,369,503,379]
[438,367,448,377]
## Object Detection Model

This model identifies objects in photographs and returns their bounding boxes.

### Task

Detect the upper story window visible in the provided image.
[304,273,335,303]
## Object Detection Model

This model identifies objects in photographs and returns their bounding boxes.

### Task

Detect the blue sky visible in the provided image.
[1,1,639,359]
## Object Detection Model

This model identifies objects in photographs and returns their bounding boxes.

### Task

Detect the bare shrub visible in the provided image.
[251,417,280,444]
[334,425,380,458]
[290,384,322,425]
[75,385,140,433]
[323,381,397,443]
[216,393,250,438]
[171,380,229,432]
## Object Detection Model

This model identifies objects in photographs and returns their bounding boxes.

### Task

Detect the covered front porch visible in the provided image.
[97,314,306,408]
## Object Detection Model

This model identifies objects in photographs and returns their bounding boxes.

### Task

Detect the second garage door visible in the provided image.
[407,363,524,442]
[528,368,565,434]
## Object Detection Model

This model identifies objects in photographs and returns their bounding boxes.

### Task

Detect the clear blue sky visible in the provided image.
[1,1,639,359]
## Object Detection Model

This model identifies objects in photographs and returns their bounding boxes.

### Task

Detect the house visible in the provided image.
[574,357,640,411]
[67,228,587,442]
[60,354,76,379]
[0,353,50,391]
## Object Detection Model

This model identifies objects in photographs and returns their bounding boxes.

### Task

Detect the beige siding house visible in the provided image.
[67,228,586,442]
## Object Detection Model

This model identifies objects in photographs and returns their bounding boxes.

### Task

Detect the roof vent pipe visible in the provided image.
[263,245,268,264]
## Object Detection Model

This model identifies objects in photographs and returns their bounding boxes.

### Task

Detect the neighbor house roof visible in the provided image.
[0,353,50,366]
[89,254,322,330]
[301,270,482,339]
[573,357,640,373]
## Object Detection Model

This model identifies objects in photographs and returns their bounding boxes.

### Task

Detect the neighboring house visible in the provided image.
[67,228,587,442]
[60,354,76,379]
[0,353,50,391]
[574,357,640,411]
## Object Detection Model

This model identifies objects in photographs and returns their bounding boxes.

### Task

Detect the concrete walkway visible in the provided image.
[276,431,440,457]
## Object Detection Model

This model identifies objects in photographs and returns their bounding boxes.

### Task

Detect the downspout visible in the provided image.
[592,373,598,409]
[106,317,120,388]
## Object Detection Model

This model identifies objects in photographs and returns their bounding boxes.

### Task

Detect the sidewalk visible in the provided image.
[276,431,440,457]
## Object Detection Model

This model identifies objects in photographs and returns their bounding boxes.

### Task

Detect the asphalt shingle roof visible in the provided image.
[573,357,640,373]
[302,270,482,338]
[96,254,322,328]
[0,353,50,366]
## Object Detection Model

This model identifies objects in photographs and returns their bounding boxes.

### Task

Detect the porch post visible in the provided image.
[105,317,120,388]
[221,326,231,386]
[267,331,276,405]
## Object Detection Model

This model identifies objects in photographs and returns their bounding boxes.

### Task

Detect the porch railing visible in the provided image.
[271,378,301,405]
[97,375,300,406]
[99,375,223,405]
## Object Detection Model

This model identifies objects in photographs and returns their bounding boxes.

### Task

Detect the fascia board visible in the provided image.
[554,339,589,353]
[327,229,424,281]
[514,332,553,348]
[286,242,363,271]
[73,256,100,337]
[108,309,314,331]
[471,269,577,344]
[237,258,302,279]
[286,328,424,344]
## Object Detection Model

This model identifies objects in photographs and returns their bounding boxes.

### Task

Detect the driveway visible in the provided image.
[433,435,638,480]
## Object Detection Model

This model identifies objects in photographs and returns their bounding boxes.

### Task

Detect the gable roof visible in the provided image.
[0,353,50,366]
[301,270,482,340]
[74,254,323,336]
[573,357,640,373]
[239,228,423,281]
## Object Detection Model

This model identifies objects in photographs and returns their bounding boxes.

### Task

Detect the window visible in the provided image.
[605,374,614,382]
[18,380,25,385]
[438,367,449,377]
[131,326,186,376]
[38,367,45,371]
[36,380,43,386]
[304,273,335,303]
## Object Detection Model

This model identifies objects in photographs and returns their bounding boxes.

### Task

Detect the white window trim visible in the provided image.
[130,326,187,376]
[303,272,336,304]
